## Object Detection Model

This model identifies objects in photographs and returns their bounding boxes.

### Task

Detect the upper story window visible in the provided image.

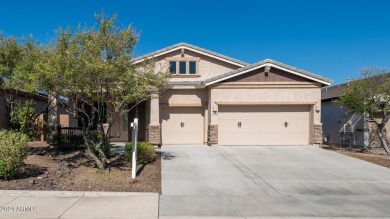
[179,61,186,74]
[189,61,196,74]
[167,58,199,75]
[169,61,176,74]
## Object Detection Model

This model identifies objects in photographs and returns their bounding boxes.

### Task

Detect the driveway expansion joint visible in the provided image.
[215,147,281,195]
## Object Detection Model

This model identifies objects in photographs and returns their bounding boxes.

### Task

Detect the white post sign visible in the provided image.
[131,118,138,179]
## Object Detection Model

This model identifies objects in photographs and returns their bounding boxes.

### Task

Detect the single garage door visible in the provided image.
[161,107,204,144]
[218,105,310,145]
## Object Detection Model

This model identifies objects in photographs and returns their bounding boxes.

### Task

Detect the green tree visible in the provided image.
[337,67,390,155]
[0,34,46,133]
[39,13,169,169]
[10,100,43,140]
[0,35,26,128]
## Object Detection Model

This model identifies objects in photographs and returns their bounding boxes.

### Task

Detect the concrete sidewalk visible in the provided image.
[0,190,159,219]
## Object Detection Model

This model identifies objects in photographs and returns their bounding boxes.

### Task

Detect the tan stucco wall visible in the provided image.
[160,89,208,106]
[150,97,159,124]
[153,50,240,82]
[208,82,322,125]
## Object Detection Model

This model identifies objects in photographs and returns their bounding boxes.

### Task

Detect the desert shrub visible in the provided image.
[125,141,155,164]
[86,131,103,143]
[0,130,29,179]
[68,134,84,146]
[52,133,66,147]
[10,100,43,140]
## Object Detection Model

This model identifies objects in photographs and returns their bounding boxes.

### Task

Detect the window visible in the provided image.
[189,61,196,74]
[169,61,176,74]
[123,111,128,130]
[179,61,186,74]
[168,59,198,75]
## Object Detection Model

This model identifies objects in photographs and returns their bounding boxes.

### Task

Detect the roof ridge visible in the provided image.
[132,42,249,66]
[321,71,390,100]
[323,71,390,90]
[264,59,332,83]
[204,59,333,86]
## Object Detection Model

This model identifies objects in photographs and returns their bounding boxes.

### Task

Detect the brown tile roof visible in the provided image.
[1,89,48,101]
[321,72,390,101]
[204,59,333,86]
[321,83,347,101]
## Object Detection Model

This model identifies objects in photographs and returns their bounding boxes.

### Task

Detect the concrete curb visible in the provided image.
[0,190,160,198]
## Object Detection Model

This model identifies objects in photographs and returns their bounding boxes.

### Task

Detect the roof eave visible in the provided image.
[204,59,333,87]
[132,43,248,67]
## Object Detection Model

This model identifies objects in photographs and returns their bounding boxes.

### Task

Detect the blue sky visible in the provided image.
[1,0,389,85]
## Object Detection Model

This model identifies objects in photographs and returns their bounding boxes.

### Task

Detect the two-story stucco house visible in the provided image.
[60,43,331,145]
[103,42,333,146]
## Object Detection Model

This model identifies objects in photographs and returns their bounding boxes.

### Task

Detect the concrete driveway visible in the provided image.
[159,145,390,218]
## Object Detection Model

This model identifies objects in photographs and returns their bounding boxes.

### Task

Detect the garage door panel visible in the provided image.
[161,107,204,144]
[218,105,309,145]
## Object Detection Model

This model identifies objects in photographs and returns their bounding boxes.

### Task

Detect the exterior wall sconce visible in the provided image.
[212,105,218,114]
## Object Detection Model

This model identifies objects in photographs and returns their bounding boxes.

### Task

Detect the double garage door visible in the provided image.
[219,105,310,145]
[161,105,310,145]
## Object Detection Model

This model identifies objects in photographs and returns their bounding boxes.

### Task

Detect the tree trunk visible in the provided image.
[86,144,106,169]
[47,93,58,144]
[96,141,109,167]
[83,131,109,170]
[377,131,390,155]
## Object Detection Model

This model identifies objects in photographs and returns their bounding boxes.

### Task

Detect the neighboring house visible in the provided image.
[321,80,390,147]
[61,42,332,145]
[0,90,69,141]
[0,90,48,141]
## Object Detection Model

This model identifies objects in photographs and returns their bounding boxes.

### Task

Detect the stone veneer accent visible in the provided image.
[314,124,323,144]
[148,124,161,145]
[207,124,218,145]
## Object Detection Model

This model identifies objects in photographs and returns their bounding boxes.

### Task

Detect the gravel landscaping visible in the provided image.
[0,143,161,193]
[322,144,390,168]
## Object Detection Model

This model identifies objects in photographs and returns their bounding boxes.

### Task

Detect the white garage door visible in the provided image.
[161,107,204,144]
[218,105,310,145]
